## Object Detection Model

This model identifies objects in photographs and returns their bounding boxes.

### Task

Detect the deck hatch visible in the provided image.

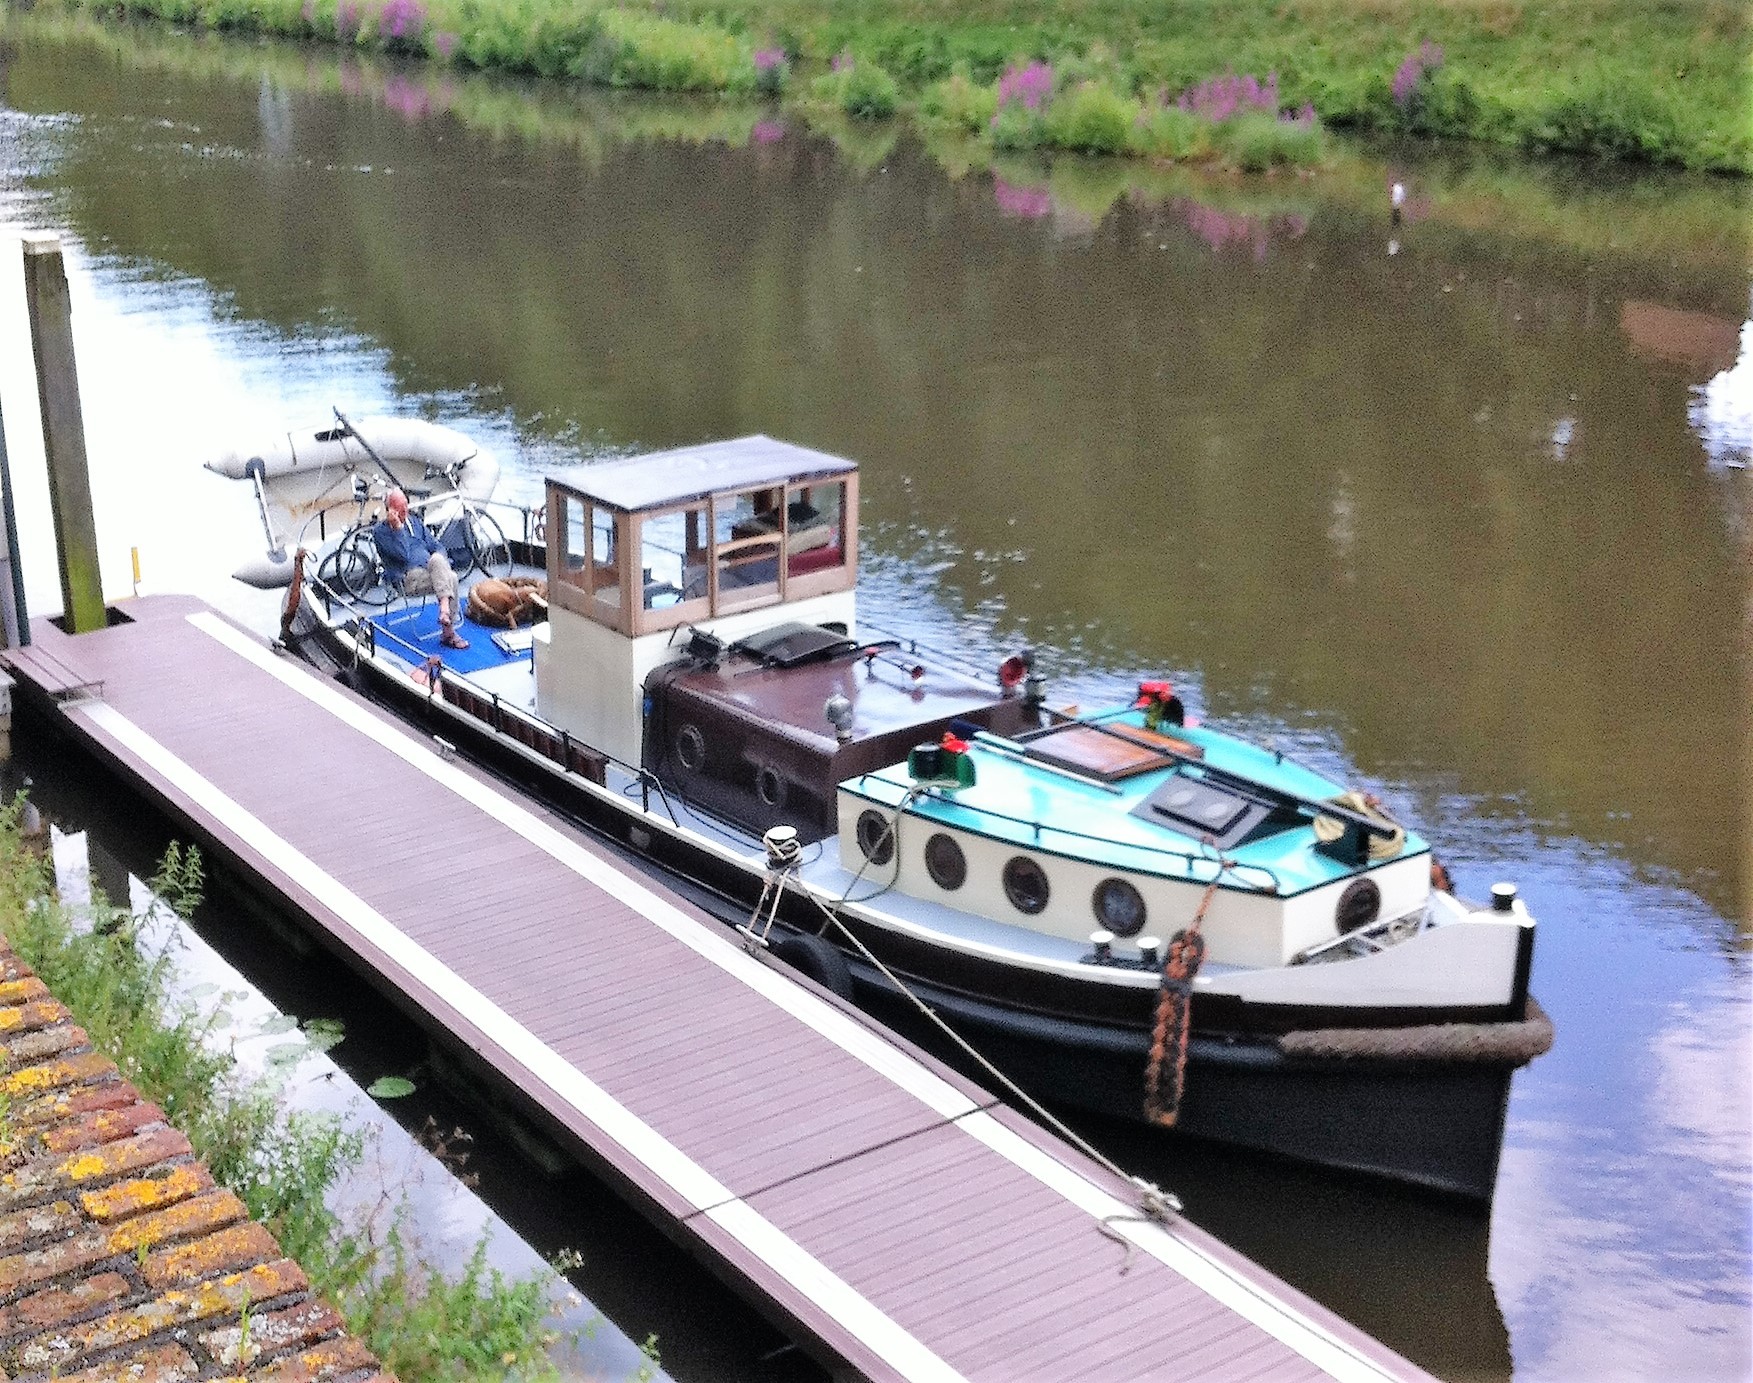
[1132,772,1277,848]
[730,622,857,669]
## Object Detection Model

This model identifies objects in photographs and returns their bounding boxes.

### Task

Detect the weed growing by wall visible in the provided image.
[0,800,592,1382]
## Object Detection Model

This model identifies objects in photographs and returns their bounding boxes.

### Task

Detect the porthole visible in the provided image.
[1002,856,1051,915]
[1336,878,1381,933]
[675,723,706,771]
[856,809,895,865]
[755,765,787,810]
[924,833,967,891]
[1091,878,1147,937]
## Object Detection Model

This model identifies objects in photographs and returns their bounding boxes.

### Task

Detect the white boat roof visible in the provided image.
[552,435,857,513]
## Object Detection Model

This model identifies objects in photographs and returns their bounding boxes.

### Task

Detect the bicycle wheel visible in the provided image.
[466,509,512,580]
[335,532,390,605]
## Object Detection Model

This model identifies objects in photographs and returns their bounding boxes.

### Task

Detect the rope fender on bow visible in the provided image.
[1142,869,1223,1128]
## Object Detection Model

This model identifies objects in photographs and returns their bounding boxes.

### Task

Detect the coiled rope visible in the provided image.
[745,795,1184,1268]
[1142,873,1220,1128]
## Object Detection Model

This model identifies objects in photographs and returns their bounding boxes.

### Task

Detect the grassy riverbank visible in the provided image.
[23,0,1749,172]
[14,10,1748,274]
[0,803,596,1381]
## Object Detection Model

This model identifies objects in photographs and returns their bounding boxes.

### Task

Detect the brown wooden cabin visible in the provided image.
[641,623,1039,843]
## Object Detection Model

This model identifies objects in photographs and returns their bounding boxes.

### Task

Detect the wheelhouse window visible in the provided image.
[554,491,590,605]
[549,489,627,630]
[785,480,847,582]
[546,460,856,636]
[714,489,783,612]
[590,507,620,620]
[640,503,709,616]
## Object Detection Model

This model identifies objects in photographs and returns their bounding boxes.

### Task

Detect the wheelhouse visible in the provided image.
[543,435,859,637]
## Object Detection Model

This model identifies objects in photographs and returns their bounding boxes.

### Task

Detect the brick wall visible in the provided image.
[0,939,395,1383]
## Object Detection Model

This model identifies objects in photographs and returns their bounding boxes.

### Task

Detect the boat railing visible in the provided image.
[853,773,1284,895]
[431,671,682,826]
[323,593,682,827]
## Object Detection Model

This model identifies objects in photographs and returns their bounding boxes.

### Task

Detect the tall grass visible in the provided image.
[0,801,589,1382]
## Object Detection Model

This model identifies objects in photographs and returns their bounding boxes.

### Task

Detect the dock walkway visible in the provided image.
[4,596,1433,1383]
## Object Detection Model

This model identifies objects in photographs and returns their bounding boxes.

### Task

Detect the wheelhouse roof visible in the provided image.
[550,435,858,515]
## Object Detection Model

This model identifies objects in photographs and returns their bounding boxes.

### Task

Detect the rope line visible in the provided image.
[745,822,1184,1256]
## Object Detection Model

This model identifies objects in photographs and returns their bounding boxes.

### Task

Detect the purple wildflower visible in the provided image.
[1391,41,1444,108]
[996,60,1054,111]
[432,30,458,59]
[751,118,785,144]
[993,177,1051,219]
[830,50,851,73]
[377,0,425,42]
[754,47,785,73]
[1177,70,1280,124]
[300,0,315,24]
[336,0,361,39]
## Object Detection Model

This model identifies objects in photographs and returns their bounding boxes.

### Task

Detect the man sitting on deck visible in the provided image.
[372,489,468,650]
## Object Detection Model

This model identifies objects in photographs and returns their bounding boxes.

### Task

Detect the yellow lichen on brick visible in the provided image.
[144,1222,276,1289]
[81,1164,212,1222]
[18,1262,302,1368]
[2,1065,56,1094]
[58,1151,108,1181]
[0,1009,21,1033]
[51,1342,197,1383]
[52,1127,192,1185]
[106,1189,246,1253]
[44,1104,164,1154]
[250,1333,377,1380]
[0,978,48,1006]
[3,1052,112,1095]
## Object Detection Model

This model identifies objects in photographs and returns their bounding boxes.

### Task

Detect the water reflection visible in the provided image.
[1690,308,1753,470]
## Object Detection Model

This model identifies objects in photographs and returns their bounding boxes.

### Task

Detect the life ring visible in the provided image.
[769,931,854,1000]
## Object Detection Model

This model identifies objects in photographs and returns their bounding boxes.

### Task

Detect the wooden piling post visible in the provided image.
[0,392,26,649]
[22,233,105,634]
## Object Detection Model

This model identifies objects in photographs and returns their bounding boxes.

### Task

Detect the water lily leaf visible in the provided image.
[367,1076,416,1099]
[256,1014,299,1035]
[303,1018,345,1052]
[185,982,219,1000]
[263,1041,308,1068]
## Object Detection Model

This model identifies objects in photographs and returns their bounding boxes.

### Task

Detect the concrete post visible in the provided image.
[21,233,105,634]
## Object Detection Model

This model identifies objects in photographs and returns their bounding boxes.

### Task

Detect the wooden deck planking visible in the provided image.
[1,598,1436,1383]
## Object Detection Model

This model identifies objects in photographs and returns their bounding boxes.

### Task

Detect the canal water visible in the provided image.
[0,14,1747,1381]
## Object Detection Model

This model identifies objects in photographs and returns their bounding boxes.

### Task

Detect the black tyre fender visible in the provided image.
[768,930,854,1000]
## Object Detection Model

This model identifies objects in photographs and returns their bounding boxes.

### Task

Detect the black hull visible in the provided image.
[850,979,1515,1203]
[296,609,1525,1203]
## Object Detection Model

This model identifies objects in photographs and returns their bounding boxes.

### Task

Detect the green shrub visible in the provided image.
[1132,101,1216,161]
[1224,110,1321,171]
[576,9,753,92]
[1040,80,1137,155]
[1525,76,1683,162]
[917,63,996,134]
[811,57,899,119]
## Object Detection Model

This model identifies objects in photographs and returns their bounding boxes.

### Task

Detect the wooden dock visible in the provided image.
[4,595,1434,1383]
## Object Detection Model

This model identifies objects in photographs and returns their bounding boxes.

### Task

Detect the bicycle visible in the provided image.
[312,413,513,605]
